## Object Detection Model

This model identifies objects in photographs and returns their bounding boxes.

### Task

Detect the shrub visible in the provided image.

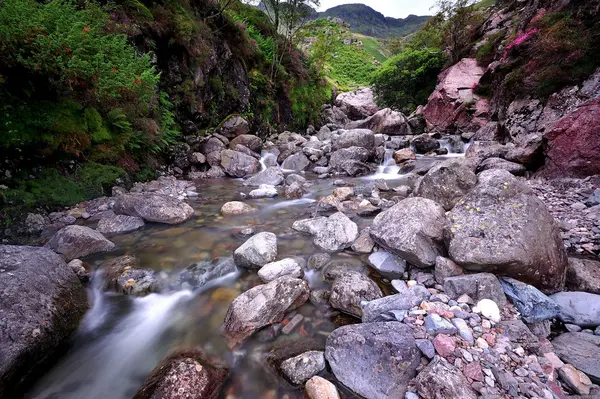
[372,49,445,114]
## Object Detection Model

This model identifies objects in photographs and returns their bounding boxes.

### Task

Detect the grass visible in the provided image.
[475,0,496,10]
[353,33,390,63]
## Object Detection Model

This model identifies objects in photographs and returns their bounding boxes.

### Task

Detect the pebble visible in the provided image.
[415,339,435,359]
[282,314,304,335]
[476,337,489,349]
[461,348,473,362]
[433,334,455,357]
[425,314,457,336]
[452,317,474,345]
[476,299,501,323]
[565,323,583,332]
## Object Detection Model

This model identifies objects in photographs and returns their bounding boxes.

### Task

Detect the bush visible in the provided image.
[372,49,445,114]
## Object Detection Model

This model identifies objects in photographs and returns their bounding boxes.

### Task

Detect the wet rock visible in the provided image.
[244,167,284,187]
[223,276,309,346]
[217,115,250,138]
[352,227,376,253]
[500,277,561,323]
[445,169,568,293]
[67,259,90,283]
[313,212,359,252]
[335,87,379,120]
[284,182,306,199]
[346,108,410,135]
[280,351,326,385]
[45,225,115,261]
[567,258,600,294]
[307,253,331,270]
[325,322,420,399]
[96,215,145,236]
[550,292,600,327]
[393,148,417,164]
[553,332,600,383]
[233,232,278,269]
[333,129,375,151]
[367,251,406,279]
[329,271,382,317]
[412,134,440,154]
[220,149,261,177]
[434,256,463,283]
[322,260,368,281]
[292,217,328,235]
[477,157,527,176]
[371,197,446,268]
[329,147,370,173]
[425,313,457,335]
[115,267,162,296]
[133,349,228,399]
[113,193,194,224]
[0,245,88,397]
[282,152,311,172]
[248,184,278,198]
[443,273,506,307]
[221,201,256,216]
[415,357,478,399]
[362,287,430,323]
[230,134,262,153]
[258,258,303,283]
[305,376,340,399]
[413,159,478,211]
[180,257,238,290]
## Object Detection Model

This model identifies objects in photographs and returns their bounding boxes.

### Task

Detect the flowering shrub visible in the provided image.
[503,29,538,59]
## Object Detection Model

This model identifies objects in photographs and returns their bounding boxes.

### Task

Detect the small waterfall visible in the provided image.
[260,152,278,171]
[370,143,401,180]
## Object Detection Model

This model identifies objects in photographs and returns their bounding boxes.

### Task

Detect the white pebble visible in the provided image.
[476,299,500,323]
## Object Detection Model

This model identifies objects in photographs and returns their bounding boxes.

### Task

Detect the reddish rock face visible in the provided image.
[423,58,488,132]
[541,98,600,178]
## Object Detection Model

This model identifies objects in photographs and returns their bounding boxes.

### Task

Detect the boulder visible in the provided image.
[362,288,430,323]
[550,292,600,327]
[352,227,376,253]
[552,332,600,384]
[329,271,382,317]
[292,217,328,235]
[500,277,561,323]
[346,108,411,135]
[477,157,527,176]
[434,256,463,284]
[230,134,262,153]
[325,322,420,399]
[393,148,416,164]
[413,159,478,210]
[220,201,256,216]
[258,258,303,283]
[179,257,239,290]
[96,215,145,236]
[222,276,309,346]
[132,349,228,399]
[335,87,379,120]
[329,146,371,174]
[305,376,340,399]
[217,115,250,138]
[0,245,88,397]
[412,134,440,154]
[282,152,311,172]
[45,225,115,261]
[540,98,600,178]
[367,251,406,279]
[244,167,284,187]
[220,149,261,177]
[280,351,326,385]
[110,266,162,296]
[370,197,446,268]
[443,273,506,307]
[248,184,278,198]
[567,258,600,294]
[320,105,349,127]
[312,212,359,252]
[333,129,375,151]
[415,357,478,399]
[189,152,206,165]
[496,320,540,350]
[233,232,278,269]
[113,193,194,224]
[445,169,568,293]
[201,137,226,166]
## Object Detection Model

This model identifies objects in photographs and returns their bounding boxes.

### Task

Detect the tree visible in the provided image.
[435,0,477,63]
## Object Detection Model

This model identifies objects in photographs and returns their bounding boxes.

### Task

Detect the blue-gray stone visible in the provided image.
[415,339,435,359]
[368,251,406,279]
[425,314,457,336]
[452,317,474,344]
[500,277,561,323]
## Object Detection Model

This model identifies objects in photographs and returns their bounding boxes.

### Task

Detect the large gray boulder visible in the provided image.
[329,271,382,317]
[217,115,250,138]
[567,258,600,294]
[370,197,446,268]
[550,292,600,327]
[415,357,478,399]
[230,134,262,153]
[362,287,430,323]
[96,215,145,236]
[45,225,115,261]
[133,349,228,399]
[413,159,478,211]
[220,149,261,177]
[113,193,194,224]
[335,87,379,120]
[552,332,600,384]
[244,167,284,187]
[329,146,371,176]
[280,351,326,385]
[313,212,359,252]
[443,273,506,307]
[0,246,88,397]
[477,157,527,176]
[325,322,420,399]
[333,129,375,151]
[233,232,278,269]
[222,276,309,346]
[445,169,568,293]
[282,152,311,172]
[345,108,411,135]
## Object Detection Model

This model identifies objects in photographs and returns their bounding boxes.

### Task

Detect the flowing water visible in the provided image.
[26,152,465,399]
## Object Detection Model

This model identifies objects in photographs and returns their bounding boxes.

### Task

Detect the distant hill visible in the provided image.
[313,4,430,38]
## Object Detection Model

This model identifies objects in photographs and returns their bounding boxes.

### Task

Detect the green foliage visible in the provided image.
[289,79,331,128]
[76,162,127,198]
[476,30,505,65]
[372,49,445,113]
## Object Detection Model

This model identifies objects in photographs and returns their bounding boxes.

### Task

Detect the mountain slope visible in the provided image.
[315,4,430,38]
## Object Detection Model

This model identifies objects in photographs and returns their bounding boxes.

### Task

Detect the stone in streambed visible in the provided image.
[415,357,478,399]
[233,232,277,269]
[367,251,406,279]
[443,273,506,307]
[325,322,420,399]
[305,376,340,399]
[179,257,239,290]
[113,193,194,224]
[96,214,145,235]
[329,271,382,318]
[280,351,326,385]
[132,349,228,399]
[550,292,600,327]
[312,212,358,252]
[222,276,309,347]
[361,286,430,323]
[220,149,260,177]
[248,184,278,198]
[258,258,303,283]
[500,277,561,323]
[221,201,256,216]
[45,225,115,261]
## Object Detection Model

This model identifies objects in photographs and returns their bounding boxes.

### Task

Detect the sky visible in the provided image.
[317,0,438,18]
